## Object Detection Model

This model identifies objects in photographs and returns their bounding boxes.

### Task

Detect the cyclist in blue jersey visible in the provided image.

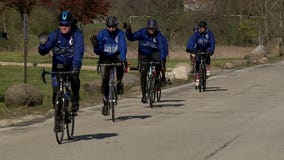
[38,11,84,131]
[90,16,127,116]
[186,21,215,86]
[124,19,168,103]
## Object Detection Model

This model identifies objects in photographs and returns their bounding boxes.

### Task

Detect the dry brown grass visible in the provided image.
[213,46,254,59]
[156,45,254,60]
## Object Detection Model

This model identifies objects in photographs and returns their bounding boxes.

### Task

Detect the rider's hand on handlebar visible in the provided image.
[72,67,79,75]
[206,51,213,56]
[186,49,191,53]
[123,61,129,73]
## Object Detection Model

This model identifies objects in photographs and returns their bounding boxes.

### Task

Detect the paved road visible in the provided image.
[1,62,284,160]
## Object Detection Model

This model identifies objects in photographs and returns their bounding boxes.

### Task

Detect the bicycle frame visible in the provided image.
[108,65,117,105]
[42,68,73,104]
[99,63,122,122]
[142,61,161,108]
[41,67,75,144]
[195,51,207,92]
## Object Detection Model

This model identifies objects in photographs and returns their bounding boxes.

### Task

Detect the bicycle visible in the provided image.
[143,61,162,108]
[98,63,122,122]
[193,51,208,92]
[41,67,75,144]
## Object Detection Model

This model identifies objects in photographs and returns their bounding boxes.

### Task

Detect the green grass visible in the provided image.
[0,64,101,119]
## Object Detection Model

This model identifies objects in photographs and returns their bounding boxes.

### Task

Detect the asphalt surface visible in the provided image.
[1,61,284,160]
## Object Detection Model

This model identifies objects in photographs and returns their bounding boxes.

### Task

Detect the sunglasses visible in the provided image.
[107,25,117,29]
[147,27,156,31]
[59,23,70,27]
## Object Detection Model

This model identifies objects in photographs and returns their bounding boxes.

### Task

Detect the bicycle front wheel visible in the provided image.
[202,64,207,91]
[198,65,205,92]
[54,95,64,144]
[109,84,116,122]
[147,75,155,108]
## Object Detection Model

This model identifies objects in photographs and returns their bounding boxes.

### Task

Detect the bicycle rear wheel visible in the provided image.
[156,88,161,102]
[54,95,64,144]
[193,64,198,90]
[156,76,162,102]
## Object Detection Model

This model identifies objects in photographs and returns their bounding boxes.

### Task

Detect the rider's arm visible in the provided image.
[72,30,85,70]
[158,34,168,61]
[125,28,144,41]
[207,31,215,55]
[118,30,127,61]
[93,30,105,56]
[38,30,57,55]
[186,32,198,53]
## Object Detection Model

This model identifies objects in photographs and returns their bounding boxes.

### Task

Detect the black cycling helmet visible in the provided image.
[147,19,158,30]
[58,11,74,25]
[198,21,207,28]
[106,16,119,28]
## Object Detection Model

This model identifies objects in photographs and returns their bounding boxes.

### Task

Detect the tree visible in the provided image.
[3,0,36,18]
[249,0,284,43]
[209,0,284,45]
[0,0,50,83]
[148,0,183,41]
[58,0,110,25]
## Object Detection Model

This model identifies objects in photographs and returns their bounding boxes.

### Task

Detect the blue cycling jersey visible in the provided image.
[186,29,215,54]
[93,28,127,61]
[38,26,85,70]
[126,27,168,60]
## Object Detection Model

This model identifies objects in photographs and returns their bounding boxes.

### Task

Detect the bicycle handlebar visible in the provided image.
[98,63,123,66]
[97,63,123,74]
[192,51,209,55]
[140,61,161,65]
[41,67,73,84]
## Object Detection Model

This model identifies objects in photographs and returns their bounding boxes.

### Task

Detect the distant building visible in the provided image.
[183,0,199,11]
[184,0,213,12]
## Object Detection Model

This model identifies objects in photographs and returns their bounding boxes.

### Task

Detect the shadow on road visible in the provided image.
[157,99,185,103]
[115,115,152,122]
[205,86,228,92]
[148,99,185,108]
[152,103,184,108]
[71,133,119,142]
